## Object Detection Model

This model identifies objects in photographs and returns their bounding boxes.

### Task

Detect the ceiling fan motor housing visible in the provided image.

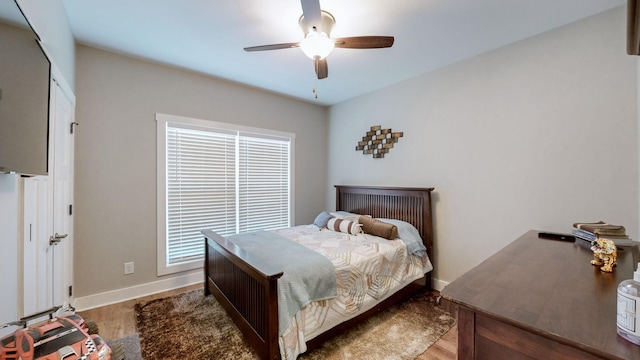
[299,10,335,36]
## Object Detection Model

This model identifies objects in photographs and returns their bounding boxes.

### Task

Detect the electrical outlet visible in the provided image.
[124,262,134,275]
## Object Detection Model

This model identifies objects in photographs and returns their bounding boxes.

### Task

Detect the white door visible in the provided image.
[22,176,50,316]
[51,80,74,309]
[22,79,74,317]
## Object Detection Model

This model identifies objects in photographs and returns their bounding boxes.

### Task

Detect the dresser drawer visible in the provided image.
[473,312,603,360]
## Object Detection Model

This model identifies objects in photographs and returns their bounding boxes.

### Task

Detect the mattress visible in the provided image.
[270,224,433,360]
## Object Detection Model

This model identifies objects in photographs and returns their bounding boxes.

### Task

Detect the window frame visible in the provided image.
[156,113,295,276]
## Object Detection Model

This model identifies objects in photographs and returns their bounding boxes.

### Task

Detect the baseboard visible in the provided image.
[433,277,449,292]
[73,272,203,312]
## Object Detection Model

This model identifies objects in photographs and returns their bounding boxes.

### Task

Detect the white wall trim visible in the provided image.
[73,272,202,312]
[637,58,640,239]
[433,277,448,292]
[35,41,76,106]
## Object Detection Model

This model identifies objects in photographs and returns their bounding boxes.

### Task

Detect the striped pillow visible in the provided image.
[327,218,362,235]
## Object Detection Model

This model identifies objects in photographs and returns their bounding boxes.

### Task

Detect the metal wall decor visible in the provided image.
[355,125,403,158]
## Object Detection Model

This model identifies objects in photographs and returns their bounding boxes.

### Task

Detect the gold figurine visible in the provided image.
[591,235,617,272]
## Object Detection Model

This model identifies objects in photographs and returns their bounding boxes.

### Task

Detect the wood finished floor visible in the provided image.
[77,284,457,359]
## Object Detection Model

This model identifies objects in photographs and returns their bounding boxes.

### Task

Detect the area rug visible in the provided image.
[107,333,142,360]
[135,288,454,360]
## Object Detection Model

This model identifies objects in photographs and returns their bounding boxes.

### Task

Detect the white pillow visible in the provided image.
[377,218,427,256]
[329,211,361,223]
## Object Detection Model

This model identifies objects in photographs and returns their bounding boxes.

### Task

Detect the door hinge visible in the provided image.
[70,122,79,134]
[69,204,72,215]
[68,285,73,297]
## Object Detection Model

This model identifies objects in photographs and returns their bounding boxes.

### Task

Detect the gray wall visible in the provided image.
[327,6,638,288]
[73,46,328,297]
[18,0,75,91]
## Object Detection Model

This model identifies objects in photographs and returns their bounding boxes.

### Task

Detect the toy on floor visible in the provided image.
[591,236,617,272]
[0,306,124,360]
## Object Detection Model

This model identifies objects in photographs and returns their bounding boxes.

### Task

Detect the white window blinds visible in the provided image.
[166,127,237,265]
[157,114,293,275]
[238,135,290,233]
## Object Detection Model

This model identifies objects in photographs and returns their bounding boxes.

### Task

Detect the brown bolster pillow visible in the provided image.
[358,216,398,240]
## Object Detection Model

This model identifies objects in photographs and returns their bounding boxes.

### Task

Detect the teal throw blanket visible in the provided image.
[227,231,337,335]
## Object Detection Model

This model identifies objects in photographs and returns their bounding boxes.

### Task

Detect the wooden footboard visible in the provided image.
[203,185,434,360]
[202,229,282,360]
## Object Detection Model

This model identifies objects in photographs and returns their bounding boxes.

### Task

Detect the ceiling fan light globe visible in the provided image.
[300,32,334,59]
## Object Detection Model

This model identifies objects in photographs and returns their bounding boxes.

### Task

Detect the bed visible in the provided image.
[202,185,434,360]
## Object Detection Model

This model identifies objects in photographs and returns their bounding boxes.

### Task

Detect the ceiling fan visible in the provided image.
[244,0,394,80]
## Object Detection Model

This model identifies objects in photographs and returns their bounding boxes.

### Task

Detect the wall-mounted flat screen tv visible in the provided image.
[0,1,51,176]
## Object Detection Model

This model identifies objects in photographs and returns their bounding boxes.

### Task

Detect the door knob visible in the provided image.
[49,233,68,246]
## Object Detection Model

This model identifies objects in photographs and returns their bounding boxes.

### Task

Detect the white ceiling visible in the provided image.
[53,1,625,105]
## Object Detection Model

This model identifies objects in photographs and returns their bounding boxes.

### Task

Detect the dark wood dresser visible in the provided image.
[441,230,640,360]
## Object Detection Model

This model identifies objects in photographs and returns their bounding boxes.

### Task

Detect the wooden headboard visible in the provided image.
[335,185,435,274]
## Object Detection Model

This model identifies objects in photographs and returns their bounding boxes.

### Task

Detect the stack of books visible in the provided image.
[572,221,635,247]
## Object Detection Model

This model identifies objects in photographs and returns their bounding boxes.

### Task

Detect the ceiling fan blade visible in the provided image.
[300,0,322,32]
[244,42,300,52]
[314,57,328,79]
[333,36,395,49]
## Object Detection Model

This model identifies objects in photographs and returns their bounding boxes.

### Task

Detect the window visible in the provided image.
[156,113,294,275]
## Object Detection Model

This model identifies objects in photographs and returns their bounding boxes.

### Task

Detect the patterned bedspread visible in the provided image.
[270,224,432,360]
